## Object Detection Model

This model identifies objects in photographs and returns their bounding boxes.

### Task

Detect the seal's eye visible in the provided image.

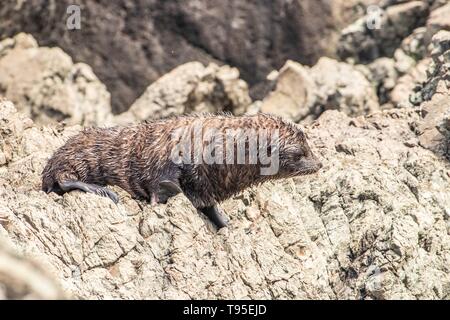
[288,146,304,158]
[294,151,306,163]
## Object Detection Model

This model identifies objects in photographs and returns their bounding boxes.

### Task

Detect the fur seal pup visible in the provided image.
[42,113,322,228]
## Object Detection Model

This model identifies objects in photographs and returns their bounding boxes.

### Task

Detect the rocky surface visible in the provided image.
[1,43,449,297]
[114,62,251,125]
[0,33,252,126]
[0,0,369,112]
[411,30,450,158]
[1,0,449,301]
[258,58,380,122]
[332,0,449,110]
[0,236,65,299]
[0,33,112,126]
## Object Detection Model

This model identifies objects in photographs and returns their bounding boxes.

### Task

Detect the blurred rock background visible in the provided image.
[0,0,449,300]
[0,0,375,113]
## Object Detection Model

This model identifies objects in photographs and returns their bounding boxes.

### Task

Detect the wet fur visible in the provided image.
[42,113,322,211]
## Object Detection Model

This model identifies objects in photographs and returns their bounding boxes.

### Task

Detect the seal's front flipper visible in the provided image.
[58,180,119,204]
[157,180,183,204]
[199,205,228,229]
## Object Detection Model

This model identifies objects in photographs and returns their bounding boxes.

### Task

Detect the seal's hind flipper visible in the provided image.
[199,205,228,229]
[58,181,119,204]
[157,180,183,204]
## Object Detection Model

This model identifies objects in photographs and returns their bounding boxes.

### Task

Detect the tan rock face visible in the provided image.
[1,80,449,299]
[413,31,450,158]
[0,34,112,126]
[260,61,316,122]
[114,62,251,125]
[260,58,379,122]
[1,2,449,300]
[0,238,66,299]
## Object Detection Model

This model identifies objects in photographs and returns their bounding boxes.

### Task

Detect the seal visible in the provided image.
[42,113,322,228]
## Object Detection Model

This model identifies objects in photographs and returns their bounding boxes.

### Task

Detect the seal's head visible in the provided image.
[276,123,322,177]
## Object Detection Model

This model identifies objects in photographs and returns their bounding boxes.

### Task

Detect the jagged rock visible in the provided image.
[114,62,251,124]
[310,58,380,118]
[412,31,450,158]
[359,40,428,108]
[417,93,450,158]
[1,76,448,299]
[430,29,450,60]
[335,0,450,107]
[260,58,379,122]
[0,34,112,126]
[413,30,450,104]
[260,61,316,122]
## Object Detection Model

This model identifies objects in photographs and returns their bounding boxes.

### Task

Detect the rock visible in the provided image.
[391,58,430,107]
[426,2,450,37]
[384,1,429,38]
[430,30,450,60]
[364,58,399,104]
[0,0,364,113]
[357,37,428,108]
[338,17,379,63]
[260,61,316,122]
[0,34,112,126]
[411,31,450,158]
[311,58,380,118]
[114,62,251,124]
[1,73,449,299]
[400,27,429,61]
[260,58,379,122]
[417,94,450,158]
[412,30,450,105]
[0,237,66,299]
[336,1,450,106]
[338,1,429,63]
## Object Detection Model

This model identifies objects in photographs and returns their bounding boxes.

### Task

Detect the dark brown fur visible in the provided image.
[42,113,322,221]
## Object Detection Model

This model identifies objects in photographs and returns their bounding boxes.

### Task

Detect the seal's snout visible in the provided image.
[316,161,323,171]
[308,153,323,173]
[312,159,323,173]
[296,155,323,175]
[307,152,323,172]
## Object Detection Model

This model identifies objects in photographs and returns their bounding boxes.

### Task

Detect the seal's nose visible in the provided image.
[311,156,323,172]
[310,152,322,169]
[313,161,323,172]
